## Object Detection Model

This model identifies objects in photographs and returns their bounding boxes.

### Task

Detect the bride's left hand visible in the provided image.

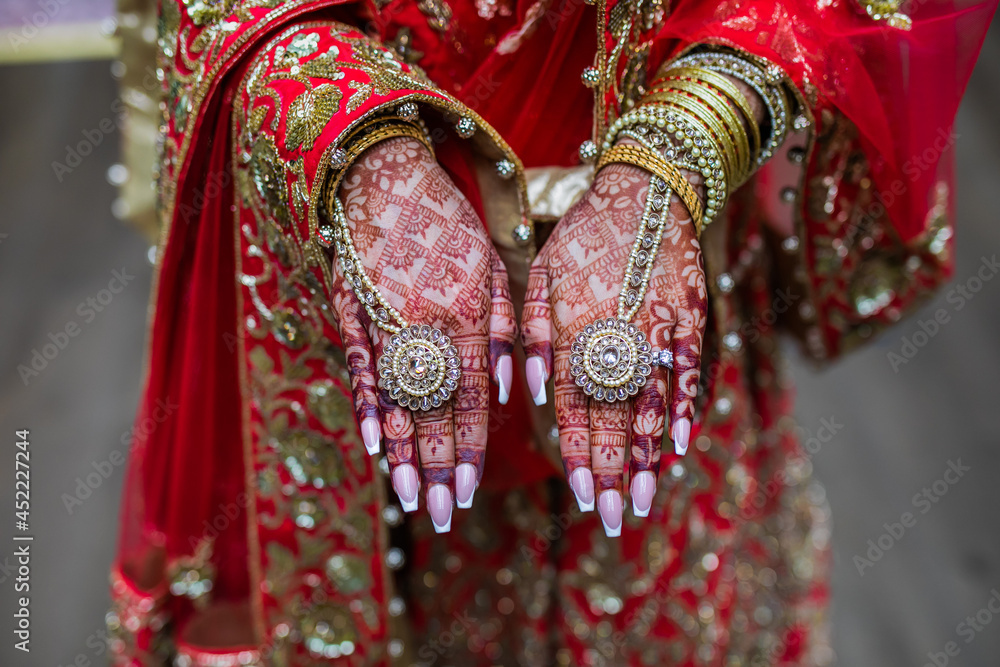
[520,160,708,536]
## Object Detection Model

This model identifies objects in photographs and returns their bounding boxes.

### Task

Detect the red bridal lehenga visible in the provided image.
[110,0,995,664]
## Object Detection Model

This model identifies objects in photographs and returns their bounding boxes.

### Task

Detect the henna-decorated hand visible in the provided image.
[329,137,516,533]
[520,160,707,536]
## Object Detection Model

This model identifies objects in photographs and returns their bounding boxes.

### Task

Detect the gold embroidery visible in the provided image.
[155,0,321,245]
[591,0,669,157]
[166,537,216,607]
[106,568,171,666]
[386,27,424,65]
[285,83,343,152]
[247,134,290,226]
[855,0,912,29]
[337,30,435,107]
[417,0,453,32]
[233,24,396,656]
[182,0,281,26]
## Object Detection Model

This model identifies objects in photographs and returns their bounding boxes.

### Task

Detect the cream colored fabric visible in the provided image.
[525,164,594,221]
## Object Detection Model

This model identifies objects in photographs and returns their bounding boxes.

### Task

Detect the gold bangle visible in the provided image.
[645,83,751,182]
[645,99,734,201]
[655,67,761,160]
[597,143,705,235]
[659,51,792,166]
[614,102,729,227]
[645,92,740,180]
[645,94,737,189]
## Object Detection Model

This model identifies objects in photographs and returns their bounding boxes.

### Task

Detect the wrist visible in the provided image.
[600,138,706,235]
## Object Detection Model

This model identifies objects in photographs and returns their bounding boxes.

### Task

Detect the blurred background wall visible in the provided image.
[0,10,997,667]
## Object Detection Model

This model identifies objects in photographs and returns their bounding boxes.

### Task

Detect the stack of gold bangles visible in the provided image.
[596,143,705,234]
[596,50,790,236]
[566,50,793,403]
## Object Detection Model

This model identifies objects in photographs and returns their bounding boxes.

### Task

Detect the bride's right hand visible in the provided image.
[328,137,517,534]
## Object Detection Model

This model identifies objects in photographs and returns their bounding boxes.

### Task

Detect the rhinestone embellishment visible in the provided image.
[578,140,598,163]
[455,116,476,139]
[378,325,460,411]
[655,350,674,368]
[569,317,653,402]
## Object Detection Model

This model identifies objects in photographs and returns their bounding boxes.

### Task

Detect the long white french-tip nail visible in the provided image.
[428,484,453,533]
[392,464,420,512]
[631,471,655,518]
[569,467,595,512]
[361,417,381,456]
[496,355,512,406]
[673,418,691,456]
[455,463,477,509]
[526,356,547,406]
[598,490,623,538]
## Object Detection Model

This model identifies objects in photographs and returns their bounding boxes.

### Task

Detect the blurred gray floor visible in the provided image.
[1,22,998,667]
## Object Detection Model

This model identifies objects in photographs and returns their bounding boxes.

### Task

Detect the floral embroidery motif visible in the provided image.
[334,30,435,113]
[247,135,290,226]
[285,83,343,151]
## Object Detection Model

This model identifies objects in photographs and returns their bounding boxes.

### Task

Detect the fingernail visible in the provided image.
[631,471,655,518]
[569,467,595,512]
[526,356,547,406]
[361,417,381,456]
[455,463,478,509]
[392,464,419,512]
[427,484,453,533]
[672,418,691,456]
[598,490,623,537]
[496,355,512,406]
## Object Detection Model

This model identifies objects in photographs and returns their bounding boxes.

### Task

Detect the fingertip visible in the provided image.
[569,467,595,512]
[496,354,512,406]
[533,383,547,407]
[598,490,623,537]
[630,471,655,518]
[455,463,478,509]
[672,418,691,456]
[360,416,381,456]
[427,484,453,533]
[392,464,420,512]
[526,356,548,406]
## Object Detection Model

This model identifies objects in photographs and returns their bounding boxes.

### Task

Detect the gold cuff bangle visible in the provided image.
[597,143,706,236]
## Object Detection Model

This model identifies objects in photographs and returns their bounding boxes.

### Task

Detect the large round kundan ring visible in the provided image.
[378,324,461,411]
[569,317,654,403]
